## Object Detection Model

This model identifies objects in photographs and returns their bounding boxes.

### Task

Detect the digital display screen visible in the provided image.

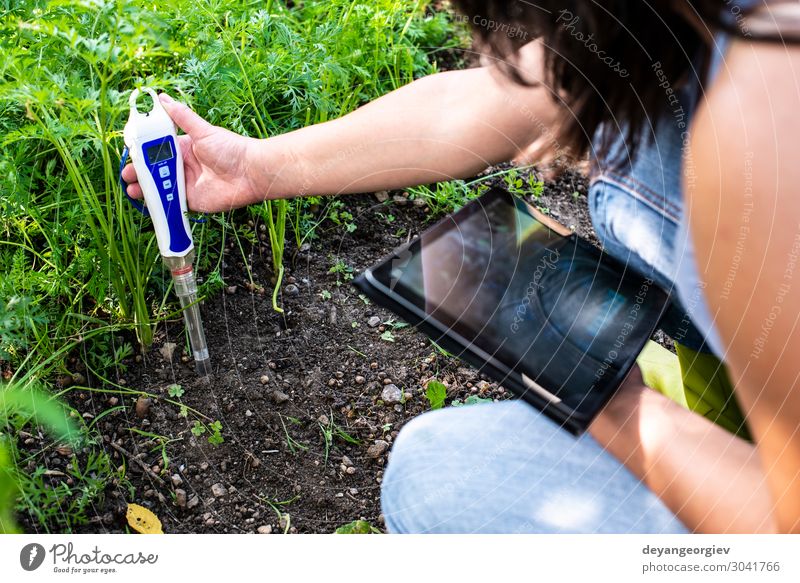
[146,141,174,164]
[369,190,667,418]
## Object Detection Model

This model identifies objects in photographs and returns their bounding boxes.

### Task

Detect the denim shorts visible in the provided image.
[588,115,711,353]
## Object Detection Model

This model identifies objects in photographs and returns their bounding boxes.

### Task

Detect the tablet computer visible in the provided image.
[353,187,670,434]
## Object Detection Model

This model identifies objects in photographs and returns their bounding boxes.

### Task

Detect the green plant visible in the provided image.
[190,419,223,445]
[503,167,544,198]
[380,330,396,342]
[328,258,354,286]
[207,420,224,446]
[425,380,447,410]
[334,519,381,534]
[257,493,300,535]
[319,412,360,464]
[0,382,80,533]
[279,415,308,455]
[452,395,493,407]
[167,384,185,398]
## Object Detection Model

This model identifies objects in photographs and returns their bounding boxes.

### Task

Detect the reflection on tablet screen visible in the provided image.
[374,191,664,415]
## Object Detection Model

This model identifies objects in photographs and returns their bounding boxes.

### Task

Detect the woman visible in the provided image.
[124,1,800,532]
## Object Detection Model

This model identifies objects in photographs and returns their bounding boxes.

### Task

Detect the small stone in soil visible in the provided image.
[187,495,200,509]
[259,374,270,385]
[226,285,238,295]
[211,483,227,497]
[381,384,402,404]
[271,390,290,404]
[257,525,273,534]
[284,284,300,297]
[355,375,365,384]
[159,342,177,362]
[367,316,381,328]
[134,396,151,419]
[367,439,390,458]
[171,474,183,487]
[175,489,187,507]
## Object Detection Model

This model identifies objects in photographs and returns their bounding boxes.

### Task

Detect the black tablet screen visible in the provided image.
[370,189,667,416]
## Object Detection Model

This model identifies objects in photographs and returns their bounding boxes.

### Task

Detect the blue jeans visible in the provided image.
[382,401,688,533]
[381,108,700,533]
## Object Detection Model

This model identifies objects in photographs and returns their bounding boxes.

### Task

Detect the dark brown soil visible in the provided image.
[21,169,601,534]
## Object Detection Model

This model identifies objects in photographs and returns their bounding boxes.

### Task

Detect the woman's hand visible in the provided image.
[122,94,266,213]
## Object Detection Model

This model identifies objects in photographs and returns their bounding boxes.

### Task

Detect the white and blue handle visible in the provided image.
[123,88,193,258]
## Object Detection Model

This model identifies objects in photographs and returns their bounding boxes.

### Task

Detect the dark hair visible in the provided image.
[453,1,762,158]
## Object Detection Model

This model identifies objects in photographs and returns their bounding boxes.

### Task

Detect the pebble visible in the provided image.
[367,316,381,328]
[374,190,389,203]
[345,466,356,475]
[245,410,253,417]
[211,483,227,497]
[271,390,290,404]
[284,284,300,297]
[175,489,187,507]
[226,285,238,295]
[187,495,200,509]
[366,439,390,458]
[381,384,402,404]
[159,342,177,362]
[55,374,74,389]
[134,396,151,419]
[341,455,353,467]
[257,525,273,534]
[259,374,270,385]
[354,375,365,384]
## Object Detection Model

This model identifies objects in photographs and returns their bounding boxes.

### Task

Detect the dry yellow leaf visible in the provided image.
[126,503,164,534]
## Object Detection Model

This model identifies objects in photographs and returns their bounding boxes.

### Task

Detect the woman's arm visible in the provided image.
[260,47,562,199]
[686,38,800,533]
[123,42,563,212]
[590,370,775,533]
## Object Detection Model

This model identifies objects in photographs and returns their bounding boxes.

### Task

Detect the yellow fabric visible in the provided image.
[635,340,750,440]
[636,340,688,408]
[674,342,750,440]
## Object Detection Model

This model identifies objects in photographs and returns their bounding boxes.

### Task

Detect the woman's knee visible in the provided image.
[380,401,548,533]
[380,408,458,533]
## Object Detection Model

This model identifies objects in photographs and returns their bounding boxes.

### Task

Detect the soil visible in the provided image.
[19,167,610,534]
